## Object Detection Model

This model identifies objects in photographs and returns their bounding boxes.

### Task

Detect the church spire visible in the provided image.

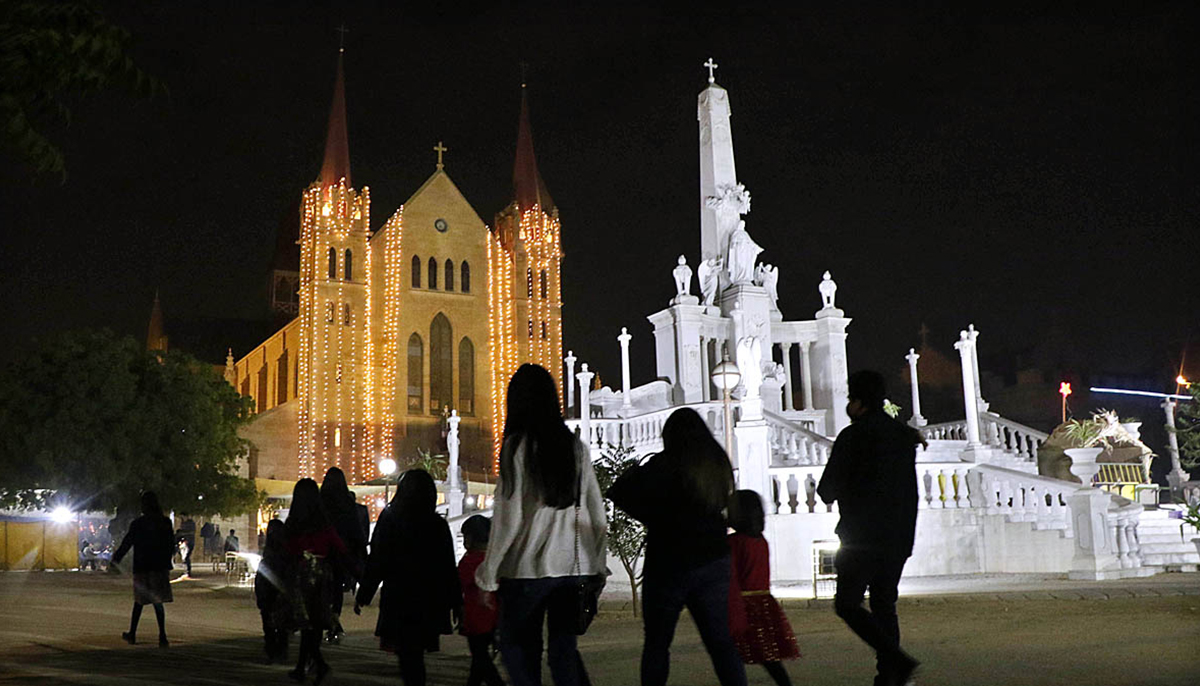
[146,290,167,352]
[512,83,554,214]
[317,47,351,188]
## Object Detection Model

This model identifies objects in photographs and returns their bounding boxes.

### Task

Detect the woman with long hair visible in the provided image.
[111,491,175,647]
[319,466,369,642]
[284,478,348,684]
[476,364,608,686]
[608,407,746,686]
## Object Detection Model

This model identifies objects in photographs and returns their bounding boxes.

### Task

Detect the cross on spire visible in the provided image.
[519,60,529,88]
[336,24,349,52]
[433,141,447,170]
[704,57,718,84]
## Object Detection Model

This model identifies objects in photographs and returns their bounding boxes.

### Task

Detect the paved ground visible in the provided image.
[0,569,1198,685]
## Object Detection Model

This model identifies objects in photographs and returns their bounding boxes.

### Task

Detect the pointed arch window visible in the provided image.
[444,259,455,292]
[343,303,351,325]
[411,255,421,288]
[461,261,471,293]
[407,333,423,414]
[540,269,548,299]
[344,249,353,281]
[430,314,453,413]
[328,247,337,279]
[428,257,439,290]
[526,268,533,297]
[459,337,475,415]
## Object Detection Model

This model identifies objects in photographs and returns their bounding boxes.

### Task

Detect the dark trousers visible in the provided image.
[260,609,289,660]
[467,632,505,686]
[640,556,747,686]
[833,547,908,679]
[129,602,166,639]
[498,576,589,686]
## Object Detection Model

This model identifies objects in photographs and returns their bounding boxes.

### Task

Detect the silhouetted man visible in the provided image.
[818,370,924,686]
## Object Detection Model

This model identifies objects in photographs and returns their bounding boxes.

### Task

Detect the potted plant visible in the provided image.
[1182,504,1200,559]
[1062,417,1107,485]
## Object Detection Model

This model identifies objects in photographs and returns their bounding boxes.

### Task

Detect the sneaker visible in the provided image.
[121,632,136,645]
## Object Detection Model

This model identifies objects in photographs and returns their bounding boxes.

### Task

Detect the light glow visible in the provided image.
[50,506,73,524]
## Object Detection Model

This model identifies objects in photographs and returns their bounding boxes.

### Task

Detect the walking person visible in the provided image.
[607,407,746,686]
[458,515,504,686]
[283,478,350,685]
[727,490,798,686]
[176,517,196,577]
[818,370,924,686]
[476,364,608,686]
[255,518,290,663]
[111,491,175,647]
[355,469,461,686]
[223,528,240,572]
[320,466,370,643]
[200,521,215,559]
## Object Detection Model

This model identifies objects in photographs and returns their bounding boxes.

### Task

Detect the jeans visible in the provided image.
[498,576,589,686]
[640,555,747,686]
[467,633,505,686]
[833,547,909,679]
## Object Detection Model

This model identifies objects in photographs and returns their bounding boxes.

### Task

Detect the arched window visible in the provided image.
[540,269,548,299]
[411,255,421,288]
[459,338,475,415]
[407,333,423,414]
[526,268,533,297]
[328,247,337,279]
[541,321,548,339]
[343,303,351,325]
[461,261,471,293]
[430,314,453,413]
[428,257,438,290]
[344,249,353,281]
[445,259,455,292]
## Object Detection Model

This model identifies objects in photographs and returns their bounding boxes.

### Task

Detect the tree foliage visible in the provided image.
[592,443,647,615]
[0,0,163,178]
[1175,384,1200,471]
[0,329,260,516]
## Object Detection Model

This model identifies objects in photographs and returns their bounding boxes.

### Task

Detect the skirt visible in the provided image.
[733,592,799,664]
[132,570,173,605]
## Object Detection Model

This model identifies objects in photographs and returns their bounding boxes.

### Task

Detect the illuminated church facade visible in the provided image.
[224,52,563,486]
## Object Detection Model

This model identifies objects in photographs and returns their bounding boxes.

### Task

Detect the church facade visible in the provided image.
[225,52,563,485]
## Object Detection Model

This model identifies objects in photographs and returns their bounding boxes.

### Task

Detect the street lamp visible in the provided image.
[379,457,397,505]
[711,346,741,456]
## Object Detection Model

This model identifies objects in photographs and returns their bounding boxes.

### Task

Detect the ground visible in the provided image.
[0,570,1197,685]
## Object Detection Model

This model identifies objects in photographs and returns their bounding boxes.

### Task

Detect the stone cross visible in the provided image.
[704,57,718,84]
[954,331,982,447]
[905,348,927,427]
[336,24,349,52]
[564,350,577,418]
[434,141,448,170]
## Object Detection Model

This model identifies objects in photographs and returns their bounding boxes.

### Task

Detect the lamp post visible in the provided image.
[379,457,397,506]
[710,346,741,456]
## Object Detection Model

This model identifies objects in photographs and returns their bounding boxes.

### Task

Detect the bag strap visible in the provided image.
[573,448,582,578]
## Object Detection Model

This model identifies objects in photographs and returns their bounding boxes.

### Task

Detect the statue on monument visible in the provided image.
[726,220,762,285]
[698,257,722,308]
[736,336,764,400]
[672,255,693,298]
[755,263,779,309]
[819,270,837,309]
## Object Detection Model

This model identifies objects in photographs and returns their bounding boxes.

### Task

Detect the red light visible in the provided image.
[1059,382,1072,397]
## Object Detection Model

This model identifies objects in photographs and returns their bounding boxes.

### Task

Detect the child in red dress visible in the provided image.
[728,489,799,686]
[458,515,504,686]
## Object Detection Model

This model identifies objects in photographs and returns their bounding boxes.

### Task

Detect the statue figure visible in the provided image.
[819,270,837,309]
[672,255,693,297]
[726,220,762,285]
[736,336,763,400]
[697,257,722,308]
[756,263,779,309]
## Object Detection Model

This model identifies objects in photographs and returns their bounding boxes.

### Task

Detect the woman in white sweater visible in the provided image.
[477,364,607,686]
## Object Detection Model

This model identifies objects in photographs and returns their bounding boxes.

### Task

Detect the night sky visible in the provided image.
[2,3,1196,429]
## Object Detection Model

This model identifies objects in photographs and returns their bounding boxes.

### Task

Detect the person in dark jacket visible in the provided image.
[608,407,747,686]
[255,518,290,663]
[817,370,924,686]
[356,469,461,686]
[320,466,369,643]
[111,491,175,647]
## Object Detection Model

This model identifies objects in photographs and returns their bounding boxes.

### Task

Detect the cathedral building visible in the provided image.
[225,51,564,485]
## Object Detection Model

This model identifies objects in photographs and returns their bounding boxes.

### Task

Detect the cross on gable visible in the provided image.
[704,57,718,84]
[433,141,448,170]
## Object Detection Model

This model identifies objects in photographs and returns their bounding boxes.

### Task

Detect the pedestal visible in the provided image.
[734,418,772,507]
[1066,488,1119,580]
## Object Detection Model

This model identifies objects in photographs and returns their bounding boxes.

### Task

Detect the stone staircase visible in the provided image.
[1138,506,1200,572]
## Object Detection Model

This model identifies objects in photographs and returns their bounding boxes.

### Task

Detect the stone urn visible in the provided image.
[1064,447,1105,486]
[1120,421,1142,441]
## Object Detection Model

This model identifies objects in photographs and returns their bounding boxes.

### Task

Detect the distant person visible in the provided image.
[255,518,290,663]
[458,514,503,686]
[818,370,924,686]
[80,540,98,571]
[321,466,370,643]
[477,364,607,686]
[111,491,175,647]
[284,478,349,684]
[727,490,798,686]
[176,517,196,577]
[356,469,460,686]
[608,407,745,686]
[224,528,240,571]
[200,521,215,558]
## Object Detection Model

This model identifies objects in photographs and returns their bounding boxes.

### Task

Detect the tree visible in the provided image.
[0,329,260,516]
[592,443,647,616]
[1174,384,1200,471]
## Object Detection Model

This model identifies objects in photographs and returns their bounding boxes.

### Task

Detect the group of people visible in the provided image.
[112,364,923,686]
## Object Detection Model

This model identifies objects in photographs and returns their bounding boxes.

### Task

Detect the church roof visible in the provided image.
[317,51,351,188]
[512,86,554,214]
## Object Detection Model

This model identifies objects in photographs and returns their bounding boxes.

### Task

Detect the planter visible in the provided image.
[1120,421,1143,441]
[1065,447,1105,486]
[1194,538,1200,560]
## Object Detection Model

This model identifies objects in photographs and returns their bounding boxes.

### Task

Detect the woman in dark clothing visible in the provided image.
[320,466,370,642]
[355,469,461,686]
[111,491,175,647]
[284,478,349,685]
[255,518,290,663]
[608,407,746,686]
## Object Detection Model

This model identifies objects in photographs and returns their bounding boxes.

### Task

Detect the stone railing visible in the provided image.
[763,409,834,466]
[1109,496,1145,571]
[567,401,728,457]
[765,461,970,515]
[980,413,1048,463]
[921,420,969,441]
[968,464,1075,531]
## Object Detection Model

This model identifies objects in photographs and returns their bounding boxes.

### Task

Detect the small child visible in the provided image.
[458,515,503,686]
[254,518,290,663]
[728,490,799,686]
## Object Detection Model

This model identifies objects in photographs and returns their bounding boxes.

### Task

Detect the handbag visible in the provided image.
[573,458,604,635]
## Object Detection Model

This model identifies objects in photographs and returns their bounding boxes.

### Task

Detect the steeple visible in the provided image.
[146,291,167,352]
[512,84,554,214]
[698,58,749,266]
[317,49,351,188]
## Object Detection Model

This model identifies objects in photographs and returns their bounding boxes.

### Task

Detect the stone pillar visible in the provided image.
[799,341,814,411]
[905,348,927,428]
[734,408,772,507]
[699,336,711,402]
[577,364,594,450]
[1163,399,1191,496]
[1066,487,1119,580]
[967,324,987,412]
[812,306,851,434]
[447,410,463,517]
[564,350,577,418]
[954,330,982,450]
[618,328,633,410]
[780,342,794,412]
